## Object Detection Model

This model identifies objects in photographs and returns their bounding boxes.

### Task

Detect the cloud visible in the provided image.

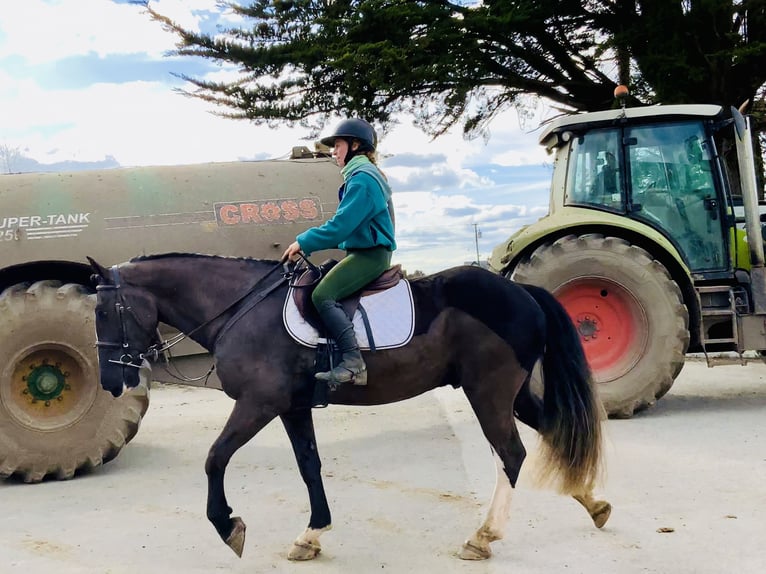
[385,165,486,193]
[1,75,316,165]
[382,153,447,168]
[387,182,549,273]
[444,206,481,217]
[0,1,175,63]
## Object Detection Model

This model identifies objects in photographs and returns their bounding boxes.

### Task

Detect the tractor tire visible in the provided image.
[0,281,150,482]
[511,234,689,418]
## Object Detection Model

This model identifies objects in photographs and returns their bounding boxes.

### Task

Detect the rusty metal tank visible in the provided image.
[0,151,341,482]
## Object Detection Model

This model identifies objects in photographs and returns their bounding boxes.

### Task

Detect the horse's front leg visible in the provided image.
[280,408,332,561]
[206,401,276,557]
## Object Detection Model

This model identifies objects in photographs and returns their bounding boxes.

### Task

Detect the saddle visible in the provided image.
[291,259,404,331]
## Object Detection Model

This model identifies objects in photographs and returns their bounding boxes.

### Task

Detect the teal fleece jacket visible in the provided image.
[297,156,396,255]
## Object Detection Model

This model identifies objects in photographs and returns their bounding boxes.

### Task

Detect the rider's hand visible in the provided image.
[281,241,302,263]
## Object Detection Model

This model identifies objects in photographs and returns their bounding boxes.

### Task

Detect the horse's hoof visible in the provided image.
[458,540,491,561]
[288,540,322,561]
[225,516,247,557]
[591,501,612,529]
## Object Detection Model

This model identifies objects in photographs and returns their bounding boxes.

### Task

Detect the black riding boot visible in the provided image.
[315,300,367,386]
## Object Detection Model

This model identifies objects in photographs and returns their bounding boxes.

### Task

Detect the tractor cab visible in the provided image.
[544,106,742,276]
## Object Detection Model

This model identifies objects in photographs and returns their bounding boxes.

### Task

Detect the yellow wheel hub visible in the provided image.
[3,346,96,432]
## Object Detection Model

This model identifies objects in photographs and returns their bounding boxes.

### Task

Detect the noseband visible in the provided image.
[95,266,151,370]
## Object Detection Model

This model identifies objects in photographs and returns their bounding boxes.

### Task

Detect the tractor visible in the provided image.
[489,96,764,418]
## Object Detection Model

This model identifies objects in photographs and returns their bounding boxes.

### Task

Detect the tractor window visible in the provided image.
[564,128,624,212]
[627,121,726,272]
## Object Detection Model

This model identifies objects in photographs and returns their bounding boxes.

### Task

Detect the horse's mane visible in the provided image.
[130,253,281,266]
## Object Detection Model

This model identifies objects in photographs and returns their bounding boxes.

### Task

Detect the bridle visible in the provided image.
[95,261,291,380]
[95,266,156,370]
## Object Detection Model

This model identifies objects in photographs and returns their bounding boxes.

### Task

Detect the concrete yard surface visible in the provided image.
[1,360,765,573]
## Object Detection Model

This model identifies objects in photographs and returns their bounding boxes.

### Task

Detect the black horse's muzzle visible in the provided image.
[97,351,152,397]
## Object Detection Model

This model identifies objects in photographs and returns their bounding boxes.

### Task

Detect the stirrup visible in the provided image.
[315,364,368,386]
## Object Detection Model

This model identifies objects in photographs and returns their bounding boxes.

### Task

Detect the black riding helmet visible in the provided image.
[320,118,377,163]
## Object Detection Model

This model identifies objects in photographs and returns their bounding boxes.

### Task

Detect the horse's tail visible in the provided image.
[521,283,604,494]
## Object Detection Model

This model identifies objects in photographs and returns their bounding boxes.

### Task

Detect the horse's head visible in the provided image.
[88,257,157,397]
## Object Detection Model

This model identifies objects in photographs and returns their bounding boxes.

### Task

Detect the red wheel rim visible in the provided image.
[556,279,647,382]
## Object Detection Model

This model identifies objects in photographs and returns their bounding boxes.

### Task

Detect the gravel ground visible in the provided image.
[1,360,765,574]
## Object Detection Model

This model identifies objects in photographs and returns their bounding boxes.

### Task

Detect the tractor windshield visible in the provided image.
[564,120,727,272]
[627,121,725,271]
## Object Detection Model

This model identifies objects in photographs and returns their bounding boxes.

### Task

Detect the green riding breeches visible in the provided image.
[311,247,392,308]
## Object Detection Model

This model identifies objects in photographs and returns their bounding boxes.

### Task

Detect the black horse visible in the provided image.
[89,253,610,562]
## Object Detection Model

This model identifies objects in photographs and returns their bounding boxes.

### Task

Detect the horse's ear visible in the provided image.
[87,256,109,286]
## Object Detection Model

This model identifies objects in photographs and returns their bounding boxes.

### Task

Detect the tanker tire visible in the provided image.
[511,234,689,418]
[0,281,149,483]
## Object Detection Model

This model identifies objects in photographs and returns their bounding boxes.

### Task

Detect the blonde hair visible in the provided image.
[359,149,388,181]
[350,141,386,180]
[362,150,378,165]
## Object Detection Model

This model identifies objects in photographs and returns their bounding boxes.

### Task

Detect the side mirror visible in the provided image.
[730,106,746,142]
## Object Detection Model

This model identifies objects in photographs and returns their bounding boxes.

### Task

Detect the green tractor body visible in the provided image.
[489,103,765,417]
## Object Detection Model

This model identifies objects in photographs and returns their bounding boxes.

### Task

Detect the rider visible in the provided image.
[281,118,396,386]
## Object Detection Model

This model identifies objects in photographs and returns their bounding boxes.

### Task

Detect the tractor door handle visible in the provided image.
[703,198,718,220]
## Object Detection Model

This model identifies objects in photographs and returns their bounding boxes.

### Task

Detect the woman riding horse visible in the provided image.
[282,118,396,387]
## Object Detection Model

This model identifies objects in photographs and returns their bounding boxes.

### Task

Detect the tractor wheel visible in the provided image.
[0,281,150,482]
[511,234,689,418]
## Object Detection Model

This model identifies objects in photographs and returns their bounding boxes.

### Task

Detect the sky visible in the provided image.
[0,0,557,274]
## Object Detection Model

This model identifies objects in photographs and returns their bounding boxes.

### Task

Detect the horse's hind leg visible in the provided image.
[458,370,528,560]
[573,491,612,528]
[459,449,516,560]
[514,378,612,529]
[280,409,332,561]
[206,400,276,557]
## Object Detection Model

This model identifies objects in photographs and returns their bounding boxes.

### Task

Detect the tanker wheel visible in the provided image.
[511,234,689,418]
[0,281,150,482]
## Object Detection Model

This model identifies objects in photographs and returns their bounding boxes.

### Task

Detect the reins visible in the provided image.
[212,262,293,347]
[287,253,323,289]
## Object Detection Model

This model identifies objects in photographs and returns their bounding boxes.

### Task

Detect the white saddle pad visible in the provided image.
[282,279,415,350]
